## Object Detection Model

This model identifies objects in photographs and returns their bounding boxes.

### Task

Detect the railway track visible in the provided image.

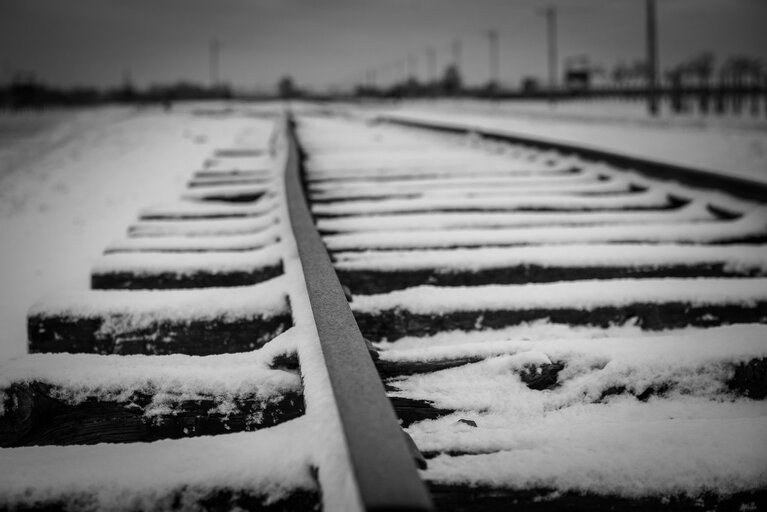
[1,108,766,511]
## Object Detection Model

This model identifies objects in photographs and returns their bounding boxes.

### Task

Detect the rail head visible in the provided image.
[283,115,434,512]
[376,114,767,205]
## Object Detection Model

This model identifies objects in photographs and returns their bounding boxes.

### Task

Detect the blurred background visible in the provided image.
[1,0,766,114]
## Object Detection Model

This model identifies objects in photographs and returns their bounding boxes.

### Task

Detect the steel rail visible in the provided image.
[376,114,767,205]
[283,115,434,512]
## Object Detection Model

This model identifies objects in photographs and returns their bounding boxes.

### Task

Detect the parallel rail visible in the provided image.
[376,114,767,205]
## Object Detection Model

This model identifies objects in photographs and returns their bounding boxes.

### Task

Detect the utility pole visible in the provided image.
[452,38,463,72]
[543,7,558,91]
[486,30,499,86]
[396,60,407,83]
[209,39,220,89]
[426,47,437,82]
[646,0,659,116]
[407,54,418,81]
[122,68,133,88]
[121,68,134,101]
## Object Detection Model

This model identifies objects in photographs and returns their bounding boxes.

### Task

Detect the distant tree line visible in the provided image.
[4,50,765,116]
[609,53,764,89]
[0,73,235,110]
[276,65,499,101]
[278,51,764,117]
[327,52,766,100]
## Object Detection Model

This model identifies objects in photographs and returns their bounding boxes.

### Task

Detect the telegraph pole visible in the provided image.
[396,60,407,83]
[407,54,418,81]
[122,68,133,89]
[543,7,558,91]
[646,0,659,115]
[209,39,220,89]
[486,30,499,86]
[452,38,462,73]
[426,47,437,83]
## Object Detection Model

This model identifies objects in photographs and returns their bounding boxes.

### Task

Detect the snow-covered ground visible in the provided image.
[400,98,767,132]
[0,103,276,360]
[372,99,767,185]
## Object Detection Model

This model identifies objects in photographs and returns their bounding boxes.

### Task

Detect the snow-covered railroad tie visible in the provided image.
[91,244,284,289]
[104,226,282,253]
[27,279,291,354]
[139,195,279,220]
[1,332,304,446]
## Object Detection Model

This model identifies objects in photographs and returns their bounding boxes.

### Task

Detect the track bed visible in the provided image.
[2,109,765,512]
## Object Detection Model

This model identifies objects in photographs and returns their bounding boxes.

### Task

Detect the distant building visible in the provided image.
[564,55,594,90]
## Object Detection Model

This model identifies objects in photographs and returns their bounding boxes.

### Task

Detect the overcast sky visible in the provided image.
[1,0,766,92]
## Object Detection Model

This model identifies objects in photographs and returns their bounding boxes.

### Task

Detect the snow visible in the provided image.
[0,106,274,360]
[0,418,317,511]
[301,114,762,217]
[106,225,281,253]
[188,174,273,187]
[351,277,767,315]
[313,176,635,200]
[323,210,767,251]
[306,150,517,171]
[181,182,274,201]
[389,324,767,496]
[139,196,278,219]
[0,109,132,185]
[194,168,272,179]
[93,243,283,276]
[298,117,573,181]
[309,168,602,193]
[421,407,767,497]
[382,324,767,373]
[203,155,274,173]
[406,98,767,132]
[226,121,276,151]
[307,162,620,199]
[128,211,280,237]
[334,243,767,273]
[29,275,289,323]
[313,188,673,216]
[377,321,655,352]
[307,163,570,182]
[318,202,715,232]
[303,116,766,258]
[0,326,302,416]
[375,104,767,185]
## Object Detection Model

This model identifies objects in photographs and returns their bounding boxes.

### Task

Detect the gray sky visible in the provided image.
[1,0,766,92]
